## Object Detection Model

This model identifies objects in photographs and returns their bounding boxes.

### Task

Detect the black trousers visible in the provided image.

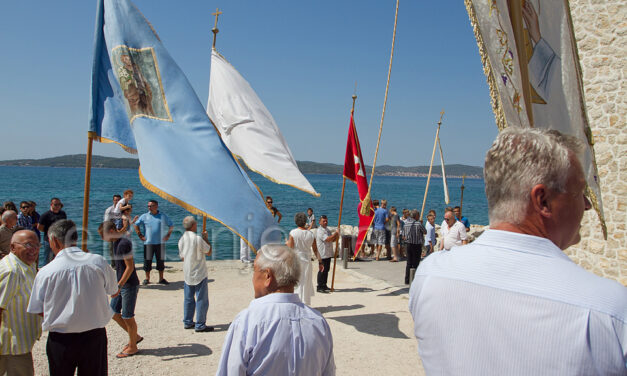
[405,243,422,284]
[143,243,166,272]
[47,327,107,376]
[317,257,332,289]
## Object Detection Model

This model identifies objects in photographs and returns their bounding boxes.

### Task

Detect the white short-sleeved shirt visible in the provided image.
[442,221,467,250]
[217,293,335,376]
[316,227,334,259]
[290,228,315,262]
[27,247,118,333]
[178,231,210,286]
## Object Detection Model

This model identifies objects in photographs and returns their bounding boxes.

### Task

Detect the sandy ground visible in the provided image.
[31,260,425,375]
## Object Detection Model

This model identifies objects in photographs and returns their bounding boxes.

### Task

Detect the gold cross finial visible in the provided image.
[212,8,222,29]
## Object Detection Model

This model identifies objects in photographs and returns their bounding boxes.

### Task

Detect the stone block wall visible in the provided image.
[566,0,626,285]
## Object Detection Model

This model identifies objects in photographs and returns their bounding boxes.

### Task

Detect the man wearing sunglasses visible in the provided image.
[439,209,468,251]
[37,198,67,267]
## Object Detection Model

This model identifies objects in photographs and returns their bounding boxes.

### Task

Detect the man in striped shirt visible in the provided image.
[0,230,42,376]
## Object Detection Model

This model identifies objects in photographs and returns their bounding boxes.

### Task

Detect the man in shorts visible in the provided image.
[134,200,173,285]
[372,200,388,260]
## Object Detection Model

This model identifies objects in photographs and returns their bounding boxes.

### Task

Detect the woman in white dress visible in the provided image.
[286,212,323,305]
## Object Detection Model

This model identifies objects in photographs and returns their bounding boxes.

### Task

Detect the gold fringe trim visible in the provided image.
[233,152,321,197]
[138,167,258,253]
[564,0,606,240]
[464,0,508,130]
[89,132,138,155]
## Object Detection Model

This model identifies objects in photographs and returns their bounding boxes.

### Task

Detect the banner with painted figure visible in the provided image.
[89,0,279,250]
[465,0,606,236]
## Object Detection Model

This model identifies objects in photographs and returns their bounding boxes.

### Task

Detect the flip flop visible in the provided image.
[116,351,138,358]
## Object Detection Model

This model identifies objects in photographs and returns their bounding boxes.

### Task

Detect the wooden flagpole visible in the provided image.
[459,174,466,215]
[420,110,444,220]
[81,133,95,251]
[331,94,357,292]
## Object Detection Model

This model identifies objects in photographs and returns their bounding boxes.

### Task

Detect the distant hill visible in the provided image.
[0,155,483,178]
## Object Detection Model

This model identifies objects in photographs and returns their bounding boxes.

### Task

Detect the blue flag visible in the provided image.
[88,0,279,250]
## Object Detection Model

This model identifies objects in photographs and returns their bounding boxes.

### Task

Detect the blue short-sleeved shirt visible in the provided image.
[459,216,470,229]
[373,208,388,230]
[135,211,173,245]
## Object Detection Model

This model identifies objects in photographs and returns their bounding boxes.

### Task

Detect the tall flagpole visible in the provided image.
[204,7,222,234]
[460,174,466,215]
[81,132,95,251]
[420,110,444,220]
[331,94,356,292]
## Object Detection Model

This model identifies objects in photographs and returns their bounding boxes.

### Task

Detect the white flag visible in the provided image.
[438,136,449,205]
[207,49,319,197]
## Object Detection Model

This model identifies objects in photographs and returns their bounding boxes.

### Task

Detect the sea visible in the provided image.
[0,166,488,261]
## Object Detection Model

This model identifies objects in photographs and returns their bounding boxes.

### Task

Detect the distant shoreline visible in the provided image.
[0,154,483,179]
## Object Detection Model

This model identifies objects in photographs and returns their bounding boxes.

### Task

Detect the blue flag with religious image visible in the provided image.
[88,0,279,250]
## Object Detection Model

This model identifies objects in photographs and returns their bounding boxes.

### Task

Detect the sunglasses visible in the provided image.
[13,242,40,249]
[21,206,30,209]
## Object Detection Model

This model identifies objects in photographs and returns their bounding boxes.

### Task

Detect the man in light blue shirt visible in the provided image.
[410,128,627,375]
[134,200,173,285]
[372,199,388,260]
[217,244,335,375]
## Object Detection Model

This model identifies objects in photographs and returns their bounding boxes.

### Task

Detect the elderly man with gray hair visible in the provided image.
[0,211,22,258]
[178,216,214,332]
[217,244,335,376]
[409,128,627,375]
[27,219,118,376]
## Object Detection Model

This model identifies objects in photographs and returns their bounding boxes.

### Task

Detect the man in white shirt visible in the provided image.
[103,194,121,222]
[27,220,118,376]
[439,209,467,251]
[316,215,339,293]
[216,244,335,375]
[178,216,213,332]
[409,128,627,375]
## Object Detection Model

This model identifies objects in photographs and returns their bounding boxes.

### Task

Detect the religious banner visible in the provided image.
[343,111,374,257]
[465,0,606,236]
[89,0,279,250]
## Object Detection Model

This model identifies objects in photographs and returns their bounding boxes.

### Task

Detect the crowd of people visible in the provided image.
[0,128,625,375]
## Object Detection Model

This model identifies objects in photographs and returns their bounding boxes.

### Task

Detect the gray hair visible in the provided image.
[410,209,420,219]
[1,210,16,223]
[48,219,78,246]
[484,127,584,225]
[294,212,307,228]
[182,216,196,231]
[256,244,300,288]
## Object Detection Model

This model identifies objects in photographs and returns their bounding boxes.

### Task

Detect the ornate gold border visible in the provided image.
[111,45,173,124]
[138,166,258,253]
[564,0,607,239]
[89,132,137,154]
[464,0,508,131]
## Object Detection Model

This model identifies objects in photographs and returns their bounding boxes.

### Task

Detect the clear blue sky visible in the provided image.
[0,0,497,167]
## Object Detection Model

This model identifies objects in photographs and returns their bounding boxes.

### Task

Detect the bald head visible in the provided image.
[10,230,40,265]
[1,210,17,228]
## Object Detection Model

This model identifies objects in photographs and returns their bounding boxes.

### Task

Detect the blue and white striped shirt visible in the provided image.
[409,230,627,375]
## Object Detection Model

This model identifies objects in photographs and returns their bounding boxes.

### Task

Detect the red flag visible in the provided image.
[343,112,374,257]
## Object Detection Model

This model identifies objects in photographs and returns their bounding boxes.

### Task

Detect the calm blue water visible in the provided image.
[0,166,487,261]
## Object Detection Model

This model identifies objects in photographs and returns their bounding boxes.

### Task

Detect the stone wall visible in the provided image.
[566,0,626,285]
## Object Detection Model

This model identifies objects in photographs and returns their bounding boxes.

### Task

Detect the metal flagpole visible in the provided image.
[331,94,357,292]
[81,132,95,251]
[420,110,444,220]
[203,7,222,234]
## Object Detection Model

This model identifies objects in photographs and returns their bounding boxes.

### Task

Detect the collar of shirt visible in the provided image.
[472,229,572,262]
[249,293,300,308]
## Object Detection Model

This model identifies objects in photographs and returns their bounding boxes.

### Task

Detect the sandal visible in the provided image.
[116,350,138,358]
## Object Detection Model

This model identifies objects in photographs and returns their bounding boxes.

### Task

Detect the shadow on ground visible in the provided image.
[144,281,184,291]
[378,287,409,297]
[331,287,377,293]
[329,312,409,339]
[138,343,212,361]
[314,304,365,314]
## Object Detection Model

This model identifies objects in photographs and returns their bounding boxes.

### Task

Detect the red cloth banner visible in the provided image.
[343,112,374,257]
